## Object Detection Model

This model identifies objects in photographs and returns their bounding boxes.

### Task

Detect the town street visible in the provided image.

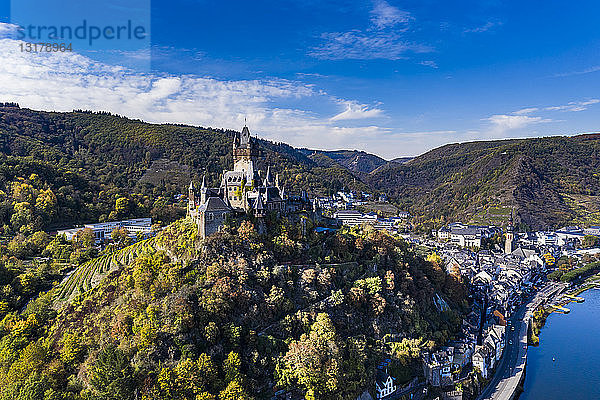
[477,282,567,400]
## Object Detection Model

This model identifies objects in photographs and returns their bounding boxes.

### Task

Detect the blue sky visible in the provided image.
[1,0,600,158]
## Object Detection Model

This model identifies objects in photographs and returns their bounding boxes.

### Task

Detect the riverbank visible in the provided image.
[519,289,600,400]
[528,272,600,346]
[476,282,565,400]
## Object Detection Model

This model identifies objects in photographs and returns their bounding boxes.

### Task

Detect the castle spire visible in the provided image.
[253,193,265,212]
[265,165,272,186]
[200,174,208,204]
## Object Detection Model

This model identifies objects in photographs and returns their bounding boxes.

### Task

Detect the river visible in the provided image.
[520,288,600,400]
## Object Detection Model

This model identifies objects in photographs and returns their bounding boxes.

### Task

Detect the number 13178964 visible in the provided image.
[20,42,72,52]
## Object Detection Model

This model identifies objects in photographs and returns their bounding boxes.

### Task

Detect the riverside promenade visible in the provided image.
[477,282,567,400]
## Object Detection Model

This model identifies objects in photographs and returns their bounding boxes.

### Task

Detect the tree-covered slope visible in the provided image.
[368,135,600,229]
[0,105,367,231]
[0,218,466,400]
[3,104,600,230]
[297,149,388,175]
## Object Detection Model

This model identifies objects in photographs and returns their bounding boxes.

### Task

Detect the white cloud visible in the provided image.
[309,30,429,60]
[485,114,550,135]
[419,60,438,69]
[553,66,600,78]
[545,99,600,112]
[464,21,502,34]
[370,0,412,29]
[309,1,430,61]
[484,99,600,137]
[0,34,395,156]
[0,23,19,38]
[330,100,383,121]
[513,107,538,115]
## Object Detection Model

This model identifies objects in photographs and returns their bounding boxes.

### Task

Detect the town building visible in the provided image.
[422,347,455,387]
[584,226,600,236]
[434,223,500,248]
[57,217,153,244]
[375,367,397,399]
[333,209,377,226]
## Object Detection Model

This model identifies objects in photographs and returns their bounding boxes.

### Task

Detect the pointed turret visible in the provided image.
[252,193,266,217]
[223,185,231,208]
[264,165,273,186]
[252,193,266,234]
[253,194,265,210]
[200,174,208,204]
[240,125,251,147]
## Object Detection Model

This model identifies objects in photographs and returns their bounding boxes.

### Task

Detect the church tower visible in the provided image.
[187,181,196,216]
[505,212,514,254]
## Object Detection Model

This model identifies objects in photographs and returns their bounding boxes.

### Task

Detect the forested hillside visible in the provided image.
[368,135,600,230]
[0,104,366,232]
[2,104,599,232]
[296,149,388,175]
[0,216,467,400]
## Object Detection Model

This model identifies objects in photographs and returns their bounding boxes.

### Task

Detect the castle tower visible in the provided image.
[233,125,259,170]
[505,212,514,254]
[252,193,266,234]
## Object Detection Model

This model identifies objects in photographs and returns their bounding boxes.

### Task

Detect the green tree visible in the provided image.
[582,235,599,248]
[89,345,134,400]
[223,351,241,383]
[115,197,130,217]
[11,202,35,234]
[35,189,57,219]
[279,313,341,399]
[219,380,251,400]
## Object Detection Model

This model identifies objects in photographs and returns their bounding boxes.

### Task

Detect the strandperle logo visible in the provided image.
[14,20,147,45]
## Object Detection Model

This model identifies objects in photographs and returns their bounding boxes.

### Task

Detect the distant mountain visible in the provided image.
[297,148,388,174]
[391,156,414,164]
[368,135,600,230]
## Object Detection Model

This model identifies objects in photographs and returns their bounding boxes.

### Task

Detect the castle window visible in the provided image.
[207,213,214,221]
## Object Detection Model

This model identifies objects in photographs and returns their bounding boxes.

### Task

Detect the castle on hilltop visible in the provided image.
[188,125,292,238]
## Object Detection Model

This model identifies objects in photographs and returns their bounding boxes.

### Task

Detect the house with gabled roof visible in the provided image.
[375,367,397,399]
